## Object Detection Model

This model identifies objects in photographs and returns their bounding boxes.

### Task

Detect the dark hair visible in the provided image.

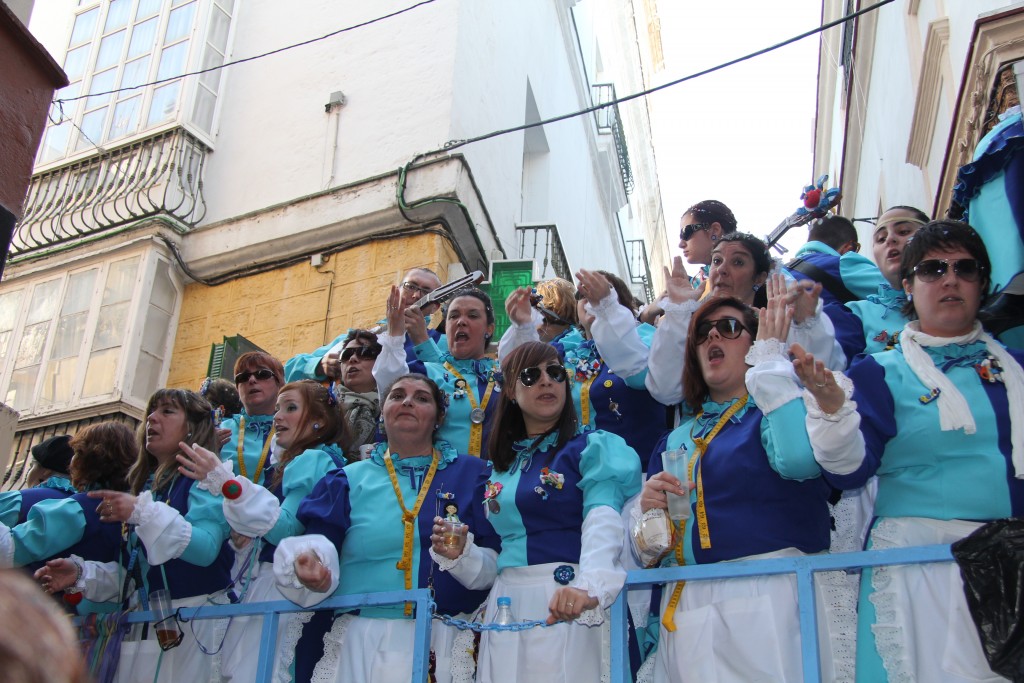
[900,220,991,319]
[684,200,738,234]
[131,389,217,495]
[444,288,495,346]
[233,351,285,387]
[273,380,350,484]
[381,373,448,434]
[201,378,242,418]
[886,205,930,223]
[487,342,577,473]
[711,232,773,308]
[808,215,858,251]
[682,297,759,411]
[69,422,138,492]
[342,329,383,356]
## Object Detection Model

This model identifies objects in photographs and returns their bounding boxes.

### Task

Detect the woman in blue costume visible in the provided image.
[0,422,136,591]
[274,373,500,683]
[0,435,76,527]
[826,206,930,361]
[632,292,836,682]
[451,341,641,683]
[39,389,235,682]
[177,379,349,682]
[374,287,499,458]
[797,221,1024,683]
[219,352,285,487]
[533,277,585,350]
[500,270,668,471]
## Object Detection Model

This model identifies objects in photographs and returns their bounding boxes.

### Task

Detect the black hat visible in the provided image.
[30,435,74,475]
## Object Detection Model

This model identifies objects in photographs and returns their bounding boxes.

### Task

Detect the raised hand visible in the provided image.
[575,269,612,305]
[791,343,845,414]
[787,279,823,324]
[665,256,699,304]
[176,441,221,481]
[385,285,405,336]
[758,274,793,342]
[504,288,534,325]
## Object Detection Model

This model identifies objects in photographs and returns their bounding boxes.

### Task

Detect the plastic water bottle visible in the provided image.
[492,596,515,625]
[661,447,691,522]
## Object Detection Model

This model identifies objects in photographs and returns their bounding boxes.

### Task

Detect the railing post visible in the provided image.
[609,591,631,683]
[255,610,281,683]
[795,565,822,683]
[412,592,432,683]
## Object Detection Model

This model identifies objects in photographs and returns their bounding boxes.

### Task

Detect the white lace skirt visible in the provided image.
[476,562,609,683]
[310,612,477,683]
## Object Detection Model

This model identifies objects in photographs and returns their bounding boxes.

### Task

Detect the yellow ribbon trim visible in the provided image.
[443,362,495,457]
[662,394,748,632]
[236,417,275,484]
[383,448,440,617]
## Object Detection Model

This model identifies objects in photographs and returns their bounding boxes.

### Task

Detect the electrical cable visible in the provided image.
[51,0,437,105]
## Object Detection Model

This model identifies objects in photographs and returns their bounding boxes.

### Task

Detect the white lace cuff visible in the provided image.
[575,605,605,626]
[67,554,87,592]
[134,493,192,565]
[659,297,700,315]
[196,460,234,494]
[802,372,857,420]
[0,524,12,569]
[791,298,824,329]
[125,491,147,525]
[588,290,619,315]
[744,338,789,365]
[429,531,474,571]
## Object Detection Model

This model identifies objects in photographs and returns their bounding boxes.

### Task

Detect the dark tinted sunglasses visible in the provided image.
[234,368,276,384]
[518,364,568,387]
[913,258,983,283]
[694,317,750,344]
[340,345,379,362]
[680,222,710,242]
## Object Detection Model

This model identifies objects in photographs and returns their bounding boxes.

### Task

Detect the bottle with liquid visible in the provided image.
[492,596,515,625]
[661,446,691,522]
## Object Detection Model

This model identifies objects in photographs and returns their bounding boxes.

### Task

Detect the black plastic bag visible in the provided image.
[952,518,1024,682]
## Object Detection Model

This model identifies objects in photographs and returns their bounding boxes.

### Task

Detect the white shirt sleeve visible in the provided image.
[802,373,865,475]
[787,299,847,371]
[273,534,341,607]
[571,504,627,612]
[589,292,648,378]
[372,333,412,395]
[497,309,542,363]
[644,299,699,405]
[132,491,192,565]
[428,532,498,591]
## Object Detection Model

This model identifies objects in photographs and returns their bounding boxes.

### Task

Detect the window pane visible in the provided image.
[69,8,99,46]
[93,302,129,351]
[157,41,188,80]
[0,290,23,331]
[39,357,78,406]
[151,260,176,312]
[82,349,119,398]
[27,280,61,324]
[40,122,72,163]
[192,86,215,132]
[96,29,126,71]
[140,306,171,356]
[15,323,49,368]
[63,45,91,82]
[122,56,151,89]
[62,270,97,315]
[209,8,230,52]
[0,331,12,366]
[216,0,234,13]
[110,96,142,139]
[104,0,131,32]
[51,312,88,359]
[166,2,196,43]
[132,351,163,400]
[8,366,39,410]
[85,68,116,110]
[136,0,161,20]
[147,81,181,126]
[199,49,223,90]
[128,17,158,59]
[103,257,139,305]
[76,107,108,150]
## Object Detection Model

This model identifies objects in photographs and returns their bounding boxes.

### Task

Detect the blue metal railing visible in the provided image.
[89,545,955,683]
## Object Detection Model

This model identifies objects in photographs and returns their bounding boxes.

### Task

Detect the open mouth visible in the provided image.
[706,346,725,363]
[886,249,900,261]
[453,331,470,343]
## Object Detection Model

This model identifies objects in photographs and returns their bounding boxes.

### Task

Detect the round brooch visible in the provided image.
[553,564,575,586]
[222,480,243,500]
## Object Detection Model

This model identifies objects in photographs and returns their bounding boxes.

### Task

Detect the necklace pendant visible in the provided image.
[470,407,486,424]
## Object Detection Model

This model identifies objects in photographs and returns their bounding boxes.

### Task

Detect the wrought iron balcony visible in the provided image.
[13,127,209,256]
[591,83,635,196]
[516,224,571,281]
[627,238,655,303]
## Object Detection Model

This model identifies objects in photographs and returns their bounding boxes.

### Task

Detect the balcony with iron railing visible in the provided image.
[12,127,209,257]
[516,223,571,281]
[592,83,635,196]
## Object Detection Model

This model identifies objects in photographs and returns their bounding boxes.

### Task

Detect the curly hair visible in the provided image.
[272,380,351,485]
[69,422,138,492]
[682,297,759,411]
[535,278,579,326]
[130,389,216,495]
[201,378,242,419]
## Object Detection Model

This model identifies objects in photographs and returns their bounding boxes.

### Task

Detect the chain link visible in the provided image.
[426,600,553,632]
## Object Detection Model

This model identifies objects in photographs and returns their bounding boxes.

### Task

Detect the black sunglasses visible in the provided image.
[680,222,711,242]
[234,368,276,384]
[913,258,983,283]
[694,317,750,345]
[340,345,379,362]
[518,364,568,387]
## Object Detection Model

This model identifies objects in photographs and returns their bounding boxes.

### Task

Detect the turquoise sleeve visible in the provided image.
[413,338,444,364]
[0,491,23,527]
[839,252,887,300]
[12,497,87,566]
[284,332,349,382]
[759,399,822,480]
[624,323,657,390]
[264,449,339,545]
[578,430,643,516]
[178,483,231,566]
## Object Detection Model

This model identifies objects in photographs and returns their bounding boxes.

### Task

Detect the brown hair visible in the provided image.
[130,389,217,495]
[681,297,759,411]
[273,380,350,485]
[487,342,577,472]
[69,422,138,492]
[233,351,285,386]
[535,278,579,325]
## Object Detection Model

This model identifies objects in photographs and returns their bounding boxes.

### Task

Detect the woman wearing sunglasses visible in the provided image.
[326,329,383,458]
[633,293,835,682]
[374,287,500,458]
[797,221,1024,683]
[441,341,641,682]
[273,374,500,683]
[219,352,286,488]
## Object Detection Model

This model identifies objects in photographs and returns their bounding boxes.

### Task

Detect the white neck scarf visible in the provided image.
[900,320,1024,478]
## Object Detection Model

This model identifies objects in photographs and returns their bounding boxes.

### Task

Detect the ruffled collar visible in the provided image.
[918,339,991,371]
[368,439,458,472]
[510,431,560,472]
[38,475,76,494]
[693,396,751,439]
[866,283,907,318]
[565,341,602,381]
[441,354,498,379]
[240,410,275,437]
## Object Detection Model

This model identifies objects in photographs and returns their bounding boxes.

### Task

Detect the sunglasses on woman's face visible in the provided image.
[680,222,710,241]
[234,368,276,384]
[694,317,750,345]
[518,364,568,387]
[340,345,379,363]
[912,258,983,283]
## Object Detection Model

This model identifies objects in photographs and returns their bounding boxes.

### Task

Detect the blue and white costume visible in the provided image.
[219,411,275,484]
[460,430,640,683]
[0,475,76,527]
[786,241,887,307]
[274,441,499,683]
[284,328,445,382]
[632,341,835,683]
[805,322,1024,682]
[825,282,909,362]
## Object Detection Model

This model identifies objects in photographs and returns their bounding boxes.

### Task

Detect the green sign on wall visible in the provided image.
[485,260,536,341]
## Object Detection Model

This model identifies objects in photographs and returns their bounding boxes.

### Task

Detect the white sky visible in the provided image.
[646,0,826,258]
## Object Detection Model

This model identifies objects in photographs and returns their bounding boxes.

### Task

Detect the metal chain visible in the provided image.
[427,600,553,632]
